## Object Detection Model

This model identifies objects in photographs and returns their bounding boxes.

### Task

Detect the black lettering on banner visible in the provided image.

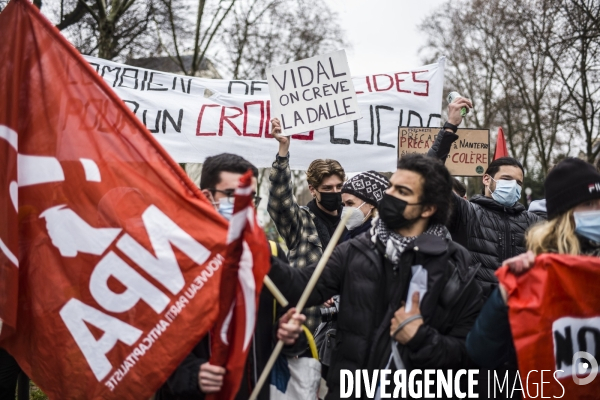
[229,81,249,94]
[577,327,600,358]
[407,110,423,127]
[298,66,314,87]
[143,110,161,133]
[162,109,184,133]
[354,105,374,145]
[316,61,330,83]
[89,63,100,73]
[119,68,139,90]
[172,77,177,90]
[342,97,355,115]
[148,72,168,91]
[187,79,192,94]
[123,100,139,115]
[329,57,346,78]
[427,113,441,127]
[141,71,148,91]
[101,66,121,87]
[290,91,300,104]
[293,111,304,126]
[272,72,287,91]
[180,78,186,93]
[330,126,350,145]
[250,81,267,95]
[554,326,573,370]
[376,105,395,148]
[399,109,404,126]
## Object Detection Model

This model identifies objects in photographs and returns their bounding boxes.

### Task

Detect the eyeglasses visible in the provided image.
[209,189,262,207]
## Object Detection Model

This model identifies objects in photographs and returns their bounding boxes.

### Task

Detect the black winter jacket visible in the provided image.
[427,129,542,296]
[269,232,483,400]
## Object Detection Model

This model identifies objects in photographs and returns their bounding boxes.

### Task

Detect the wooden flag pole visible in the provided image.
[249,210,352,400]
[263,276,289,307]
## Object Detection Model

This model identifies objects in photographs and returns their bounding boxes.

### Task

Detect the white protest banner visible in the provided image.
[398,127,490,176]
[84,55,445,172]
[266,50,361,136]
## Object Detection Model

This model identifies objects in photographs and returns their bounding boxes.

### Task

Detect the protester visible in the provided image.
[340,171,389,242]
[268,118,346,331]
[270,154,483,400]
[427,98,542,297]
[466,157,600,370]
[156,153,305,400]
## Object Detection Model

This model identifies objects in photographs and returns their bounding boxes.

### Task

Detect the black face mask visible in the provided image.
[378,193,421,230]
[317,191,342,212]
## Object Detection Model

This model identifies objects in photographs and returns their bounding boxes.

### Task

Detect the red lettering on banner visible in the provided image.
[196,104,219,136]
[373,74,394,92]
[291,131,314,141]
[394,72,411,94]
[365,76,372,93]
[243,101,264,137]
[412,71,429,96]
[264,100,272,137]
[219,106,243,136]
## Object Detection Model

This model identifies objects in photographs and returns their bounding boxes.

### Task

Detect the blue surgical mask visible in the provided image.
[490,178,521,207]
[218,199,234,221]
[574,210,600,242]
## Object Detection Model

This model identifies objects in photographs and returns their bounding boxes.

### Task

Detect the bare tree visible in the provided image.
[154,0,236,76]
[420,0,599,178]
[220,0,347,80]
[541,0,600,163]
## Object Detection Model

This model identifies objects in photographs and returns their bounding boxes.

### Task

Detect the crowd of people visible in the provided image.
[2,96,598,400]
[155,96,600,400]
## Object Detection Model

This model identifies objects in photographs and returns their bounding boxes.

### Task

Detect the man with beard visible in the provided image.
[270,154,483,399]
[427,98,541,298]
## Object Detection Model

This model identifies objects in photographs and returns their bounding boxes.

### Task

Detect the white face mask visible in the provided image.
[341,202,369,230]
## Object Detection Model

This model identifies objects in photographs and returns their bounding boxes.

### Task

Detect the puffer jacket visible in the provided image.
[269,232,483,400]
[448,194,541,296]
[427,129,542,296]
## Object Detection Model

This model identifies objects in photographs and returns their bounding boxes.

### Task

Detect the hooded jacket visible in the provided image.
[269,232,483,400]
[427,129,542,296]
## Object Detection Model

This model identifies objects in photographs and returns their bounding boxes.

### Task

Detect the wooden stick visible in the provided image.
[249,210,353,400]
[263,276,288,307]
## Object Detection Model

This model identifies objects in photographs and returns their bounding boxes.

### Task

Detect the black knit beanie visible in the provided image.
[341,171,389,206]
[545,158,600,219]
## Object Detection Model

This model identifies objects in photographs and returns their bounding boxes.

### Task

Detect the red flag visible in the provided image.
[0,0,229,398]
[497,254,600,398]
[208,170,270,400]
[493,126,509,160]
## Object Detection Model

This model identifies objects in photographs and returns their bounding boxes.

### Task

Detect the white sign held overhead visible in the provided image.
[267,50,361,136]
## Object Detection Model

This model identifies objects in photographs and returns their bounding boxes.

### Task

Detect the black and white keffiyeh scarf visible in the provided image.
[370,217,448,264]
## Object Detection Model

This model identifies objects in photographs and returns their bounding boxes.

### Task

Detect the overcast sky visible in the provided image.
[324,0,447,75]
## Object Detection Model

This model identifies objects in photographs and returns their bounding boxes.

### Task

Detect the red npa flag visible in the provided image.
[208,170,270,400]
[497,254,600,398]
[493,126,509,160]
[0,0,230,398]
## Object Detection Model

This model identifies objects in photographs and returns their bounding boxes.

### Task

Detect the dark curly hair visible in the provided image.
[397,154,453,226]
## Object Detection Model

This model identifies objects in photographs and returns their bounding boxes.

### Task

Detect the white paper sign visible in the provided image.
[83,56,445,172]
[266,50,361,136]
